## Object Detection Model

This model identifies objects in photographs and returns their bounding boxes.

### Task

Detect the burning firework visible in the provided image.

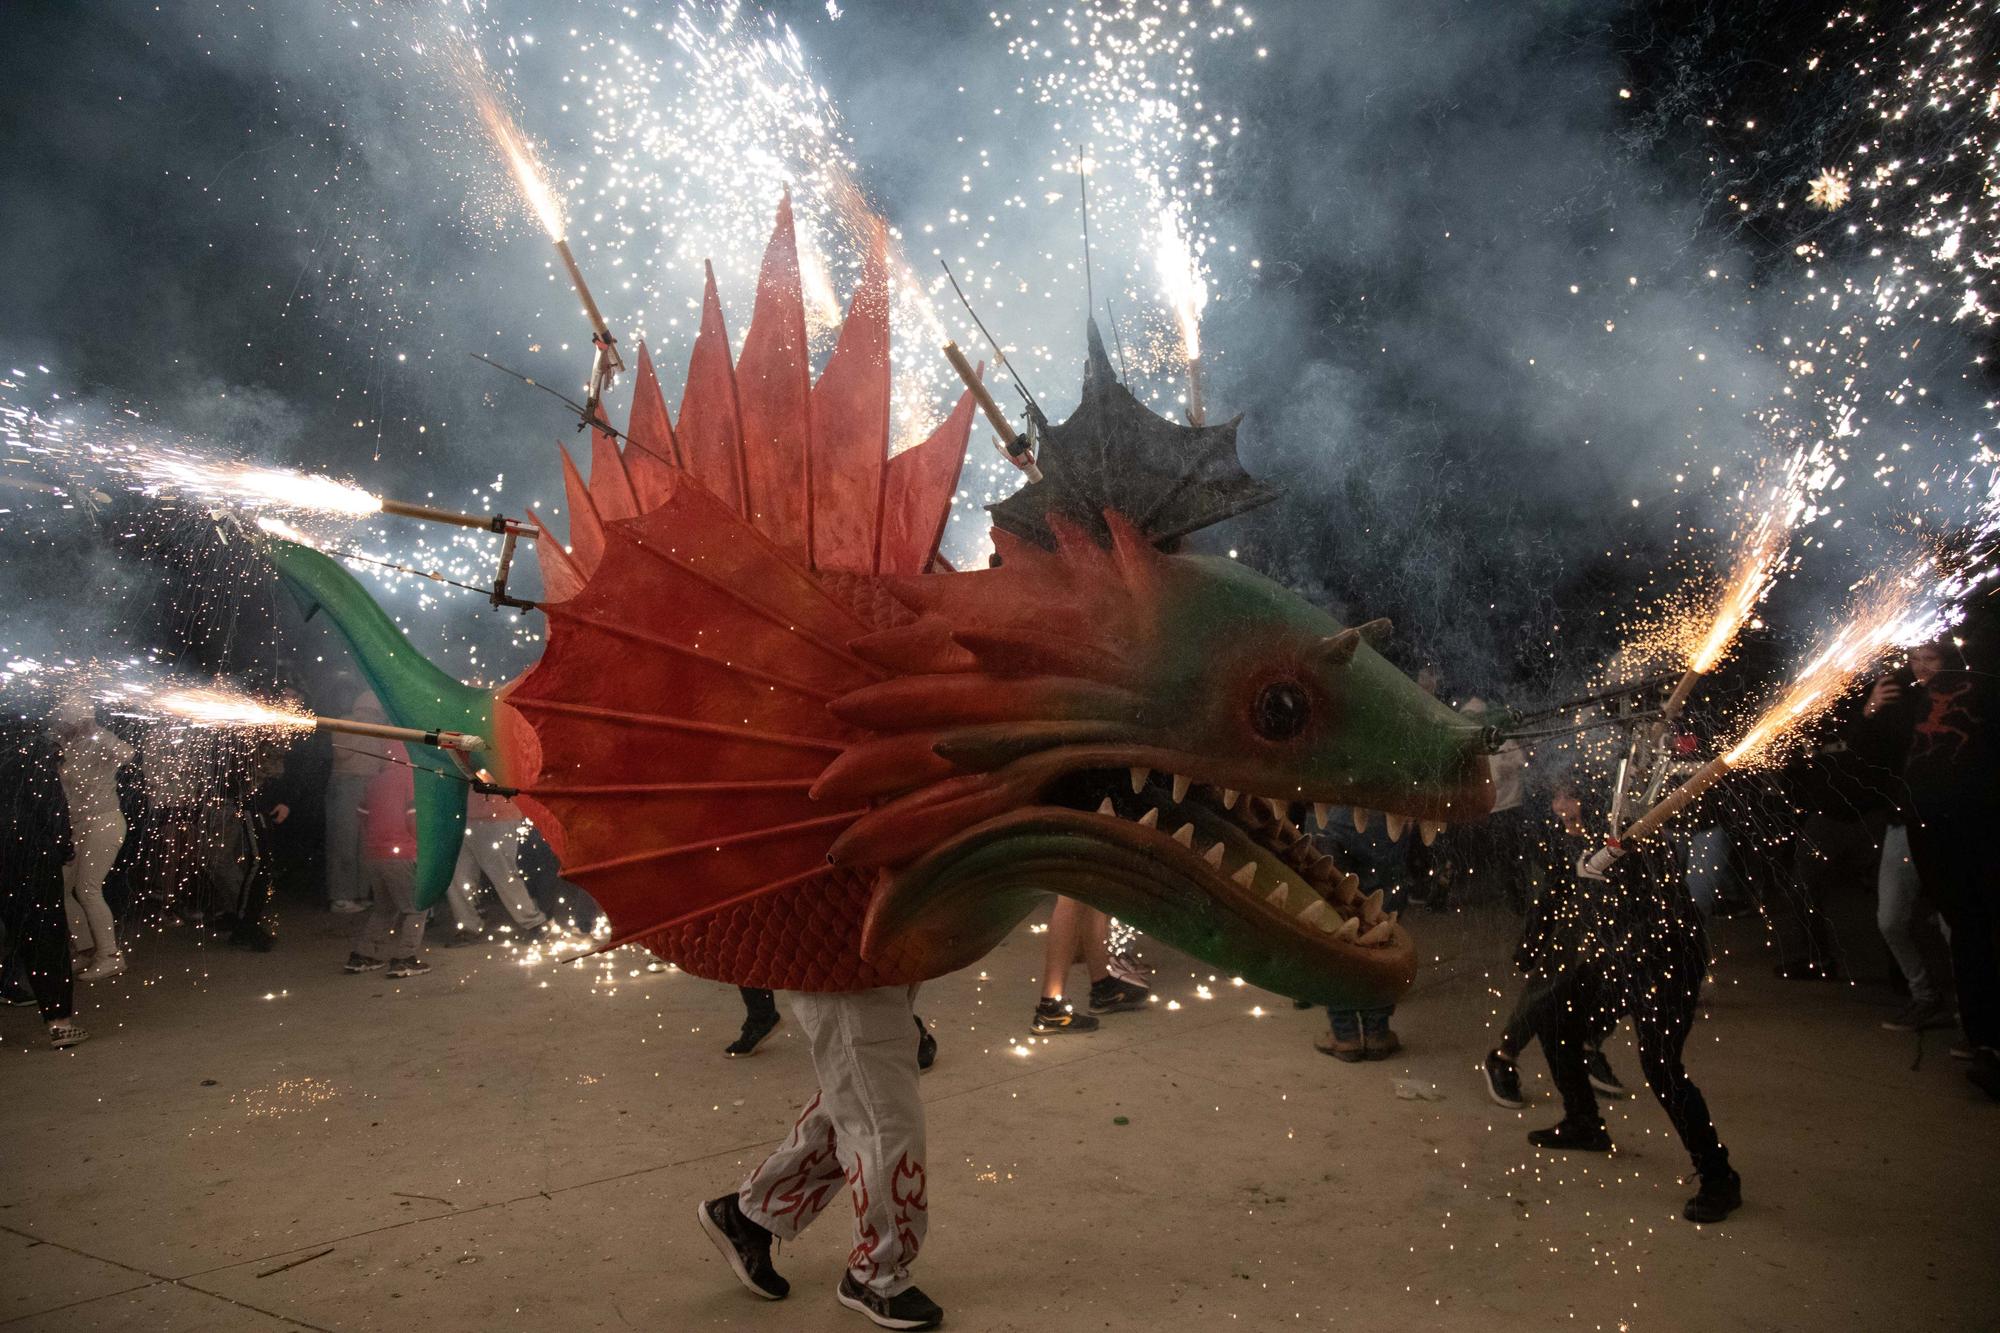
[1805,168,1851,211]
[146,686,316,734]
[1590,550,1960,871]
[1153,202,1209,423]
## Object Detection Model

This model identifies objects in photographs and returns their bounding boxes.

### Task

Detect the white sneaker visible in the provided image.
[80,951,126,981]
[49,1021,90,1049]
[330,899,368,915]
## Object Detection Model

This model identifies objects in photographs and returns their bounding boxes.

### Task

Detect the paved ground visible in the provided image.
[2,900,1994,1332]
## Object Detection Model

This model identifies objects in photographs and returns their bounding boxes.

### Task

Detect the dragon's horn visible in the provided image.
[263,537,494,907]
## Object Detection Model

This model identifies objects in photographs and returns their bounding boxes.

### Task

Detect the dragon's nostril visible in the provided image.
[1251,680,1311,741]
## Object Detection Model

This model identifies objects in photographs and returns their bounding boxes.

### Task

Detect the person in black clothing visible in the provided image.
[1484,780,1631,1109]
[213,743,290,951]
[1493,827,1739,1223]
[1771,692,1899,980]
[0,724,87,1049]
[1901,620,2000,1101]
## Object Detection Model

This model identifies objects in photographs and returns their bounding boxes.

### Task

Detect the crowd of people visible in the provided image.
[0,679,592,1049]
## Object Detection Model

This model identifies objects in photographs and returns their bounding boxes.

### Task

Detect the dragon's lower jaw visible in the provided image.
[861,777,1417,1010]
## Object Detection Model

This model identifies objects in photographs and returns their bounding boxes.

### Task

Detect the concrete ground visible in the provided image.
[2,902,1993,1333]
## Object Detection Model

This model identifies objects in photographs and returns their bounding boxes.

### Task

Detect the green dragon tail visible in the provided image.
[264,538,494,908]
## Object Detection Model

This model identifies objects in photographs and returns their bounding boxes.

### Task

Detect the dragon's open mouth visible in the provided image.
[857,743,1471,1008]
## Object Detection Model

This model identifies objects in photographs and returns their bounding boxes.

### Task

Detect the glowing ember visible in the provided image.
[1805,168,1851,211]
[147,686,316,734]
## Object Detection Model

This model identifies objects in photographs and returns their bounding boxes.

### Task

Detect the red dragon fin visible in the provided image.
[624,341,682,504]
[808,224,891,573]
[508,480,884,971]
[735,190,816,562]
[677,261,752,515]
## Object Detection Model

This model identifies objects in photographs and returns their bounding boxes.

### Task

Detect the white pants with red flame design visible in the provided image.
[737,985,927,1297]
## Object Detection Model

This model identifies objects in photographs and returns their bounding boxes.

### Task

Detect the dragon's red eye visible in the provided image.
[1251,681,1311,741]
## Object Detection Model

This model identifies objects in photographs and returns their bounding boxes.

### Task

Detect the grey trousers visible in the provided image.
[354,861,424,960]
[443,823,547,932]
[738,986,926,1297]
[1877,823,1949,1004]
[324,772,368,905]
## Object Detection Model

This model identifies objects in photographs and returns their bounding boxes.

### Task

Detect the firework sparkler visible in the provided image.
[148,684,485,754]
[464,60,623,431]
[1153,202,1209,426]
[1588,553,1956,873]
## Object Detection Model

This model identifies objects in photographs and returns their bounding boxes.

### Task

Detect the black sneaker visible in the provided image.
[836,1272,943,1330]
[725,1009,780,1057]
[343,953,386,974]
[1683,1168,1742,1223]
[386,956,431,977]
[1881,997,1952,1032]
[1527,1119,1613,1153]
[1032,998,1100,1033]
[914,1015,937,1072]
[697,1194,788,1300]
[1968,1048,2000,1102]
[1483,1050,1525,1109]
[1585,1047,1630,1098]
[1087,975,1150,1014]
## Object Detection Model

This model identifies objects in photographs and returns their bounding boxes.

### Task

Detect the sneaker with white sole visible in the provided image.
[836,1273,943,1330]
[697,1194,789,1300]
[49,1021,89,1049]
[343,953,386,974]
[79,951,126,981]
[1483,1050,1525,1108]
[386,956,432,978]
[1585,1047,1630,1098]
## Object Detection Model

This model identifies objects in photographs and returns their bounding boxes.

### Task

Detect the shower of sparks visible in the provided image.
[1152,200,1208,362]
[135,456,383,519]
[1684,448,1823,673]
[467,76,568,242]
[1722,551,1958,766]
[139,685,317,735]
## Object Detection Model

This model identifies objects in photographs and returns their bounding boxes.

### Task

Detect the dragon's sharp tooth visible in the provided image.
[1129,767,1149,794]
[1137,807,1159,829]
[1236,863,1261,889]
[1298,899,1338,931]
[1096,797,1117,816]
[1419,819,1443,846]
[1203,841,1226,867]
[1313,802,1331,829]
[1361,888,1385,924]
[1384,812,1409,841]
[1221,788,1240,809]
[1171,773,1191,803]
[1263,881,1287,908]
[1351,807,1371,832]
[1265,798,1288,821]
[1358,918,1394,946]
[1172,822,1195,847]
[1333,915,1362,941]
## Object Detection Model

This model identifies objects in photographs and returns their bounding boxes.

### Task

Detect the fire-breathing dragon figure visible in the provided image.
[264,198,1494,1009]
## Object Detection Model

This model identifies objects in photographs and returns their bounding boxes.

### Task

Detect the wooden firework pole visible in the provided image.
[315,714,486,754]
[943,341,1044,483]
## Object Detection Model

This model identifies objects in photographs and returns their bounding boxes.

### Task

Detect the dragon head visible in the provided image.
[819,511,1494,1010]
